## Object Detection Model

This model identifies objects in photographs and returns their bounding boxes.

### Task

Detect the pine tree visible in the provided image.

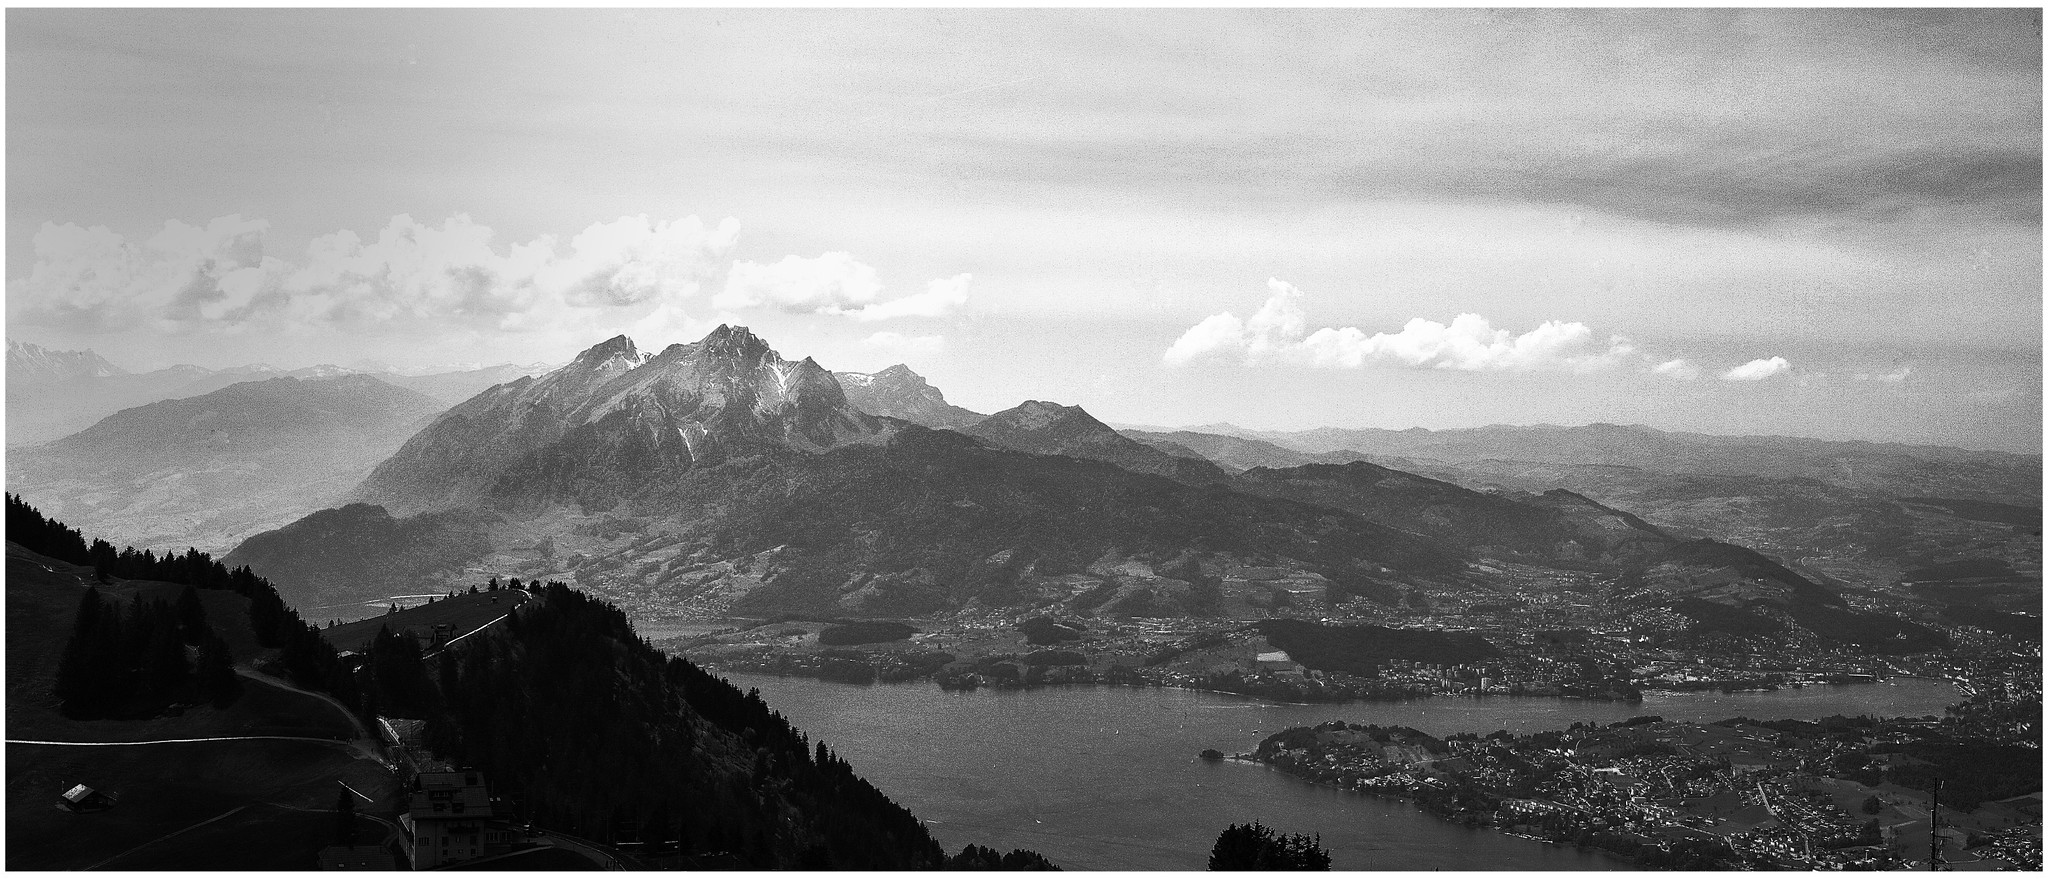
[197,632,240,707]
[1208,822,1330,870]
[140,606,193,702]
[55,588,106,716]
[175,585,208,645]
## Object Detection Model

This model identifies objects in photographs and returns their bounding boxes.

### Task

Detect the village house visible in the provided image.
[56,783,117,813]
[401,770,517,869]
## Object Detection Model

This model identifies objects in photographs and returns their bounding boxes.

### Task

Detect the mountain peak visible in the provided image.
[833,363,983,429]
[965,399,1229,484]
[697,324,774,364]
[7,339,130,385]
[574,334,640,366]
[1006,400,1092,428]
[873,363,924,381]
[355,325,893,514]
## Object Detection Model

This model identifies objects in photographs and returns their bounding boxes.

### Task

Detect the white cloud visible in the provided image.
[1854,365,1913,383]
[715,251,882,314]
[1652,358,1702,380]
[717,255,970,322]
[860,331,946,362]
[11,215,276,331]
[848,273,972,322]
[1164,278,1638,373]
[1721,356,1792,381]
[9,212,741,335]
[1163,312,1251,367]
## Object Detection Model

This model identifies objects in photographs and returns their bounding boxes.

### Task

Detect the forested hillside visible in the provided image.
[9,494,1055,869]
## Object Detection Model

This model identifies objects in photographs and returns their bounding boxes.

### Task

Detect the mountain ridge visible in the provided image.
[833,363,984,429]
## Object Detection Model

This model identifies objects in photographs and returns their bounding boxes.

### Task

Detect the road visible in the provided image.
[534,827,633,870]
[8,733,388,767]
[424,588,533,659]
[10,735,350,747]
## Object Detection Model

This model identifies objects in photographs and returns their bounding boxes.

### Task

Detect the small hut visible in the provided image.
[57,784,118,813]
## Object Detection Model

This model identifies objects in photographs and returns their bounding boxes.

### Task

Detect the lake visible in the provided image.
[722,674,1959,871]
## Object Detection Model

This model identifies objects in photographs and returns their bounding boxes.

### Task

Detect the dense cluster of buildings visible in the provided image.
[1242,713,2040,870]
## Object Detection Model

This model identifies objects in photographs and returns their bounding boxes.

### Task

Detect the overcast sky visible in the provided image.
[7,8,2040,451]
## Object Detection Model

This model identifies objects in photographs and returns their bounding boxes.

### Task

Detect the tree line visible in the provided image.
[12,494,357,718]
[54,585,239,717]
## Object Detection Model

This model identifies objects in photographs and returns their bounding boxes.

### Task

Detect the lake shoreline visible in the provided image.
[720,672,1962,870]
[706,663,1945,714]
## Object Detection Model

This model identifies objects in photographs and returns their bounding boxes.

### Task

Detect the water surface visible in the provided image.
[726,675,1957,871]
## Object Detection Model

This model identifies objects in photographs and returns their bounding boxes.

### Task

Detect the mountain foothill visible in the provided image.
[16,323,1972,655]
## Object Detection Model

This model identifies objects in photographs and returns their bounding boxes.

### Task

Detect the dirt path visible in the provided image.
[235,667,372,741]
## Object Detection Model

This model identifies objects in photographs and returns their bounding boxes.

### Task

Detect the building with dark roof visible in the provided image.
[401,770,516,869]
[57,784,117,813]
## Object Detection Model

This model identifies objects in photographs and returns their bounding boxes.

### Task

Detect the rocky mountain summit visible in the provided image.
[834,363,984,429]
[6,339,127,383]
[354,325,895,516]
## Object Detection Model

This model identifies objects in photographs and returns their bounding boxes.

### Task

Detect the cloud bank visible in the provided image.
[11,213,742,335]
[1164,279,1638,373]
[1164,280,1800,384]
[10,214,971,354]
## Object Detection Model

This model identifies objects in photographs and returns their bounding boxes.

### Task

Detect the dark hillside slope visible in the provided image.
[223,503,495,610]
[686,428,1464,615]
[227,426,1467,619]
[428,583,948,868]
[8,497,1049,869]
[5,495,358,711]
[1627,539,1945,652]
[6,499,398,871]
[1234,461,1637,564]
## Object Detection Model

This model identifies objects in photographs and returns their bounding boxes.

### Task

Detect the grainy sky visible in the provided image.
[7,8,2040,450]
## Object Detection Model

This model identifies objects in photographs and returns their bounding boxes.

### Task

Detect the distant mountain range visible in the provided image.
[188,326,1995,653]
[5,339,552,447]
[227,327,1462,616]
[1153,421,2039,506]
[9,329,2026,653]
[6,339,126,383]
[1122,421,2040,613]
[7,374,449,555]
